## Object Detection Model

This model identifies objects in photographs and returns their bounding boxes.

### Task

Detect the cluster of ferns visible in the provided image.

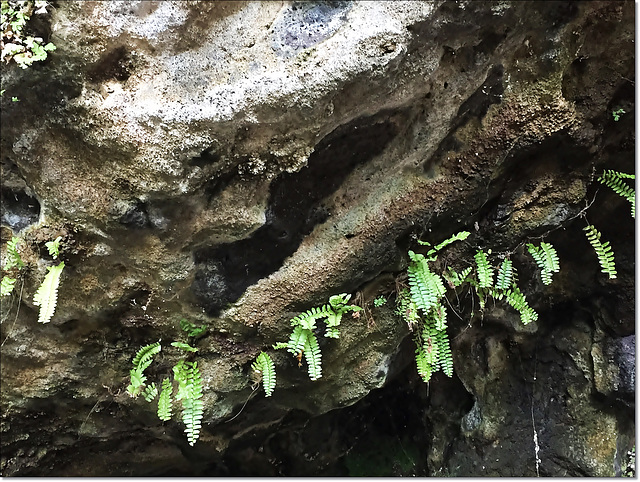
[395,170,633,383]
[127,320,207,446]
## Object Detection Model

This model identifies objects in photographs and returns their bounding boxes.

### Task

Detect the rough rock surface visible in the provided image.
[0,0,634,476]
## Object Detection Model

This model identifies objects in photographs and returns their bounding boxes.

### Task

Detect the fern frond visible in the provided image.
[290,305,329,330]
[415,344,434,383]
[408,252,445,314]
[474,250,493,288]
[303,333,323,381]
[443,266,472,288]
[434,329,453,377]
[583,225,617,278]
[174,361,204,445]
[526,242,560,285]
[324,293,361,337]
[45,236,62,259]
[33,261,65,324]
[157,378,173,421]
[127,368,147,397]
[505,286,538,325]
[171,341,198,352]
[419,230,470,257]
[430,303,447,331]
[251,352,276,397]
[598,170,635,218]
[5,237,24,269]
[179,319,207,338]
[132,342,161,371]
[182,397,204,446]
[396,289,419,329]
[494,259,514,291]
[272,341,289,350]
[1,276,16,296]
[284,325,310,356]
[143,382,158,402]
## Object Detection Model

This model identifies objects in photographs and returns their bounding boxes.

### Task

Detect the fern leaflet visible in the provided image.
[598,170,635,218]
[408,251,445,314]
[179,319,207,338]
[1,276,16,296]
[583,225,617,278]
[419,230,470,258]
[474,250,493,288]
[526,242,559,285]
[127,368,147,397]
[143,382,158,402]
[45,236,62,259]
[303,333,323,381]
[5,236,24,269]
[171,341,198,352]
[494,259,514,291]
[157,378,173,421]
[252,352,276,397]
[504,286,538,325]
[174,361,204,446]
[443,266,472,288]
[415,343,434,383]
[132,342,161,371]
[434,329,453,377]
[33,261,65,324]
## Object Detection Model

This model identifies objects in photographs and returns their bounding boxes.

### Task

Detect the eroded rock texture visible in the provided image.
[0,0,634,476]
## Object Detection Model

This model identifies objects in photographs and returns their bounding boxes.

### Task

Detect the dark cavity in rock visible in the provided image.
[1,187,40,232]
[192,109,402,315]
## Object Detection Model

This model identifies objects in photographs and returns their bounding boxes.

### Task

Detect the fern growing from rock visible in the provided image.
[33,262,65,324]
[252,293,361,396]
[526,242,560,285]
[583,224,617,279]
[598,170,635,218]
[126,324,205,446]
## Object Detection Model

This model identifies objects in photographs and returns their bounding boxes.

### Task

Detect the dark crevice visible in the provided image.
[192,109,405,315]
[1,186,41,232]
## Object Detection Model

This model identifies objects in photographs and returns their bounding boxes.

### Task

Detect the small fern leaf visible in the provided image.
[598,170,635,218]
[303,332,322,381]
[583,225,617,278]
[157,378,173,421]
[431,303,447,331]
[252,352,276,397]
[143,382,158,402]
[527,242,559,285]
[127,368,147,398]
[5,237,24,269]
[132,342,161,371]
[474,250,493,288]
[179,319,208,338]
[171,341,198,352]
[45,236,62,259]
[443,266,472,288]
[415,344,433,383]
[495,259,514,291]
[434,329,453,377]
[408,256,445,314]
[33,261,65,324]
[286,326,310,357]
[505,286,538,325]
[1,276,16,297]
[182,397,204,446]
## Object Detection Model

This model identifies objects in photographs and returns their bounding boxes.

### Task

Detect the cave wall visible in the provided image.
[0,0,634,476]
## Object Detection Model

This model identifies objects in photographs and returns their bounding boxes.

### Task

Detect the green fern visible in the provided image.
[290,305,330,331]
[171,341,198,352]
[526,242,560,285]
[494,258,514,292]
[583,225,617,278]
[303,333,323,381]
[504,286,538,325]
[434,329,453,377]
[143,382,158,402]
[179,319,208,338]
[474,250,493,288]
[45,236,62,259]
[251,352,276,397]
[443,266,472,288]
[174,360,204,446]
[5,237,24,269]
[33,261,65,324]
[127,368,147,397]
[324,293,361,338]
[418,230,471,258]
[598,170,635,218]
[157,378,173,421]
[1,276,16,296]
[132,341,161,371]
[407,251,446,314]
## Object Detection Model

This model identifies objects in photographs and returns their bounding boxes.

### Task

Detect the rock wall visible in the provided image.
[0,0,634,476]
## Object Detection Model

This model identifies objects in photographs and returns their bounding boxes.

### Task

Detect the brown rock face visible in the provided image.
[1,0,634,476]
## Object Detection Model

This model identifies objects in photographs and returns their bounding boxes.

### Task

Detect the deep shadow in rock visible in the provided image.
[192,109,404,315]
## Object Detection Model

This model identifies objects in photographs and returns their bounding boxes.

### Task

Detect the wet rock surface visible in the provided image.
[0,0,634,476]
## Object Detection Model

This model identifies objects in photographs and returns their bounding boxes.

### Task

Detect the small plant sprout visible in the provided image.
[373,296,387,307]
[45,236,62,259]
[612,108,625,121]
